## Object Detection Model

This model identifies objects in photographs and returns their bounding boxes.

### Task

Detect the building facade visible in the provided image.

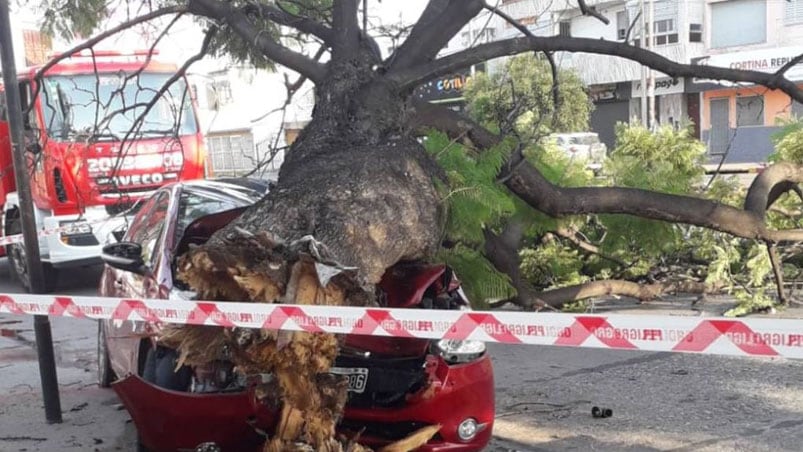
[491,0,803,170]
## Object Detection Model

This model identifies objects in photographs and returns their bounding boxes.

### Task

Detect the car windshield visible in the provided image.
[173,186,261,247]
[41,72,197,141]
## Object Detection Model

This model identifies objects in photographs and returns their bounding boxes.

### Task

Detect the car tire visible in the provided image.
[97,321,116,388]
[136,437,150,452]
[5,211,58,293]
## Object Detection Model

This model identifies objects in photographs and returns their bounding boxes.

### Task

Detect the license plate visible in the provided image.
[329,367,369,393]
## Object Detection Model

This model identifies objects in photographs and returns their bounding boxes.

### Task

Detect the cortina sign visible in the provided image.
[692,46,803,84]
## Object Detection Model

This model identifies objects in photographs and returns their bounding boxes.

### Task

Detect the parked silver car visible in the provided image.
[548,132,607,172]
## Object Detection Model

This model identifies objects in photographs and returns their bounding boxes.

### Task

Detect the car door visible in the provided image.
[114,190,172,300]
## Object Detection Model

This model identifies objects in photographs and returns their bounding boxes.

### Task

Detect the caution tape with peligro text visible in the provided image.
[2,293,803,359]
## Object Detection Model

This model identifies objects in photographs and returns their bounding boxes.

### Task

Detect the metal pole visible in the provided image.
[639,0,647,126]
[0,0,62,424]
[647,0,656,129]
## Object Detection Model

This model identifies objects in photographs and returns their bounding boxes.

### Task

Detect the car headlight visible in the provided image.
[432,339,486,364]
[59,220,93,236]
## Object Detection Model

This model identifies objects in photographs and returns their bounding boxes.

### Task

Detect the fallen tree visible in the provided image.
[38,0,803,449]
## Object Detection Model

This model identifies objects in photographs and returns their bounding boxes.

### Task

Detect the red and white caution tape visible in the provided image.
[2,293,803,359]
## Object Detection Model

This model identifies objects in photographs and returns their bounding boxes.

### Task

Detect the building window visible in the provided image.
[460,28,496,46]
[206,80,233,110]
[736,95,764,127]
[617,10,629,40]
[711,0,766,48]
[689,23,702,43]
[559,21,571,37]
[786,0,803,24]
[652,19,678,45]
[208,132,256,176]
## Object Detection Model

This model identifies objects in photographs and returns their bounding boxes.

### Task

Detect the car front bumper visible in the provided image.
[112,354,494,452]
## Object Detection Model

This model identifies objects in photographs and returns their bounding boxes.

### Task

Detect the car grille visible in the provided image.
[335,354,427,409]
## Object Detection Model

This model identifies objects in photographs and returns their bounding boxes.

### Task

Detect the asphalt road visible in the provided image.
[1,259,803,451]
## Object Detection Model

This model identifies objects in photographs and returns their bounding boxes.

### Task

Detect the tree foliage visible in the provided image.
[465,53,592,140]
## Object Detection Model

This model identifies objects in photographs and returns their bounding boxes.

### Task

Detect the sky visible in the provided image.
[6,0,432,72]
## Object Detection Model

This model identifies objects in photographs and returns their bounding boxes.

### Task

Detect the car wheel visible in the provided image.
[97,321,116,388]
[5,211,58,293]
[136,437,150,452]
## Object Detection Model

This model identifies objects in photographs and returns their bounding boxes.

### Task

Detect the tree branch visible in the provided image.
[254,3,334,44]
[332,0,360,55]
[390,36,803,102]
[744,162,803,220]
[772,52,803,84]
[501,152,803,243]
[189,0,326,83]
[553,227,627,267]
[415,102,803,244]
[535,279,720,310]
[767,242,788,304]
[577,0,610,25]
[387,0,485,71]
[483,221,548,310]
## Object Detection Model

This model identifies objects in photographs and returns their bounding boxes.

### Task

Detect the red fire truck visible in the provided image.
[0,49,207,291]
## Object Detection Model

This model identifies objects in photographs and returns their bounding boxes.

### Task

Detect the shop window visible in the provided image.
[736,96,764,127]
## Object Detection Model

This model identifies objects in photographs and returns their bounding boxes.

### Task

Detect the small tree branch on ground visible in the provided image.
[767,241,789,305]
[553,227,628,267]
[525,279,721,310]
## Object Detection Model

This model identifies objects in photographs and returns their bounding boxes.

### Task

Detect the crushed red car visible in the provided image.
[97,179,495,452]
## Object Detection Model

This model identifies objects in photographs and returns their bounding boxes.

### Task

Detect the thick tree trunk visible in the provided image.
[166,50,446,451]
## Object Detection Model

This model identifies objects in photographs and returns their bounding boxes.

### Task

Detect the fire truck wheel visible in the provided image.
[5,212,58,293]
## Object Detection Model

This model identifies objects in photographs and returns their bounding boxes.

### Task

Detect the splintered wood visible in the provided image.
[160,230,437,451]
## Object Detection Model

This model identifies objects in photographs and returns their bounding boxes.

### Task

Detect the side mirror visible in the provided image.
[26,142,42,154]
[101,242,146,275]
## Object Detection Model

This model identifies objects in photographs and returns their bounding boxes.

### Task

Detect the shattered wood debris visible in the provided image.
[160,229,437,451]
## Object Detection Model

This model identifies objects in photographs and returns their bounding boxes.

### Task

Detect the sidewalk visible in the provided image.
[0,314,134,452]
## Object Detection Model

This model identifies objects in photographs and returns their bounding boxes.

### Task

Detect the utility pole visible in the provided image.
[647,0,656,129]
[0,0,63,424]
[639,0,648,126]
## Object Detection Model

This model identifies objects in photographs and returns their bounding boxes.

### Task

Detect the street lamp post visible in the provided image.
[0,0,63,424]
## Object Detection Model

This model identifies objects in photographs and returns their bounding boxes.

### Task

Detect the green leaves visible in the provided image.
[465,53,592,142]
[41,0,109,40]
[424,131,516,245]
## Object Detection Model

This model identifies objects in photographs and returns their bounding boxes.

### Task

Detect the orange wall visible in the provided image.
[700,85,802,130]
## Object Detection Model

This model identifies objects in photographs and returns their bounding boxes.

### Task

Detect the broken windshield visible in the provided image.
[41,72,198,141]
